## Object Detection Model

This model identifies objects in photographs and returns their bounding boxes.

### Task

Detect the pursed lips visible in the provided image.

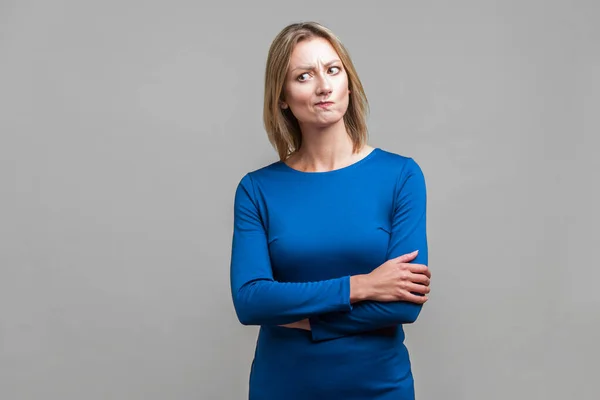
[315,101,334,107]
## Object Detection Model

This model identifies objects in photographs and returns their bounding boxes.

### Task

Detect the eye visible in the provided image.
[329,66,341,74]
[297,72,310,82]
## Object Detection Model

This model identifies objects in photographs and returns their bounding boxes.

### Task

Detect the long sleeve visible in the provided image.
[230,174,353,326]
[309,158,428,342]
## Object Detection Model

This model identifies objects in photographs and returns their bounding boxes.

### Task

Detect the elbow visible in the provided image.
[232,285,263,326]
[232,296,258,326]
[236,312,257,326]
[234,305,261,326]
[403,309,421,324]
[397,302,423,324]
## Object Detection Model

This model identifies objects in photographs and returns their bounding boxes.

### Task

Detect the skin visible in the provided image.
[277,38,431,331]
[281,37,375,172]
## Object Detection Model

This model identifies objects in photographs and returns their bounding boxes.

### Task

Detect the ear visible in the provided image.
[280,101,289,109]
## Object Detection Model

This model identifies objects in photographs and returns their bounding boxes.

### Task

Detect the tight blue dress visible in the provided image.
[230,148,428,399]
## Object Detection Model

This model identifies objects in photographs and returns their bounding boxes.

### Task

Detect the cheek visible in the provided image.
[287,86,314,107]
[335,75,350,95]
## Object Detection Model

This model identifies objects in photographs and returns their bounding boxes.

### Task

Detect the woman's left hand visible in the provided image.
[279,319,311,330]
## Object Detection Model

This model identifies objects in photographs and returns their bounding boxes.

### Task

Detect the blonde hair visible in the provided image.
[263,21,369,161]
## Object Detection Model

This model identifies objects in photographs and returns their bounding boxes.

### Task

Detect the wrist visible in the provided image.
[349,274,371,303]
[303,318,311,331]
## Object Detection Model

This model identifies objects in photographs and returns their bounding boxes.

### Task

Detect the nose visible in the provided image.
[316,74,332,96]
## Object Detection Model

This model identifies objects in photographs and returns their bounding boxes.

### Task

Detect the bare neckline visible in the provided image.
[280,147,380,175]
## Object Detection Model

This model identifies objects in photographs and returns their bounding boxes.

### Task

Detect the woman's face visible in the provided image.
[282,37,350,129]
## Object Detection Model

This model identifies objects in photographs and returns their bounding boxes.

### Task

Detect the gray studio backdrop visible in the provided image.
[1,1,598,399]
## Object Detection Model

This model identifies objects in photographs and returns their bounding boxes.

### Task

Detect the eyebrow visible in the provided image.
[290,59,341,73]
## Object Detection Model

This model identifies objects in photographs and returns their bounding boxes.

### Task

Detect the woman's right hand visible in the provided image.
[350,250,431,304]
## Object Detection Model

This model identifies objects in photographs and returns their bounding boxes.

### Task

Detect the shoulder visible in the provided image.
[234,159,284,195]
[365,152,427,216]
[373,148,427,202]
[375,147,425,178]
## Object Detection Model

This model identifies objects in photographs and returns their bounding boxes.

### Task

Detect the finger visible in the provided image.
[410,273,430,286]
[408,263,430,277]
[407,282,430,295]
[404,292,428,304]
[394,250,419,263]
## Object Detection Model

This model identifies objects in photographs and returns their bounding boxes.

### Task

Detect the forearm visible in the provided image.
[274,275,374,330]
[308,272,423,340]
[232,276,353,326]
[309,300,422,340]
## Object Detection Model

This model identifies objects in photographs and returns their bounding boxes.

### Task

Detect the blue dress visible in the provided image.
[230,148,428,399]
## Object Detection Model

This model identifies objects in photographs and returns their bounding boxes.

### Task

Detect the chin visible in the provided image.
[313,116,345,128]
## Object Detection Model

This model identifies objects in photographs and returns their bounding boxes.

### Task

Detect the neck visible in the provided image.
[292,120,359,172]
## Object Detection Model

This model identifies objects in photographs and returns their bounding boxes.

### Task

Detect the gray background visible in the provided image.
[1,0,598,399]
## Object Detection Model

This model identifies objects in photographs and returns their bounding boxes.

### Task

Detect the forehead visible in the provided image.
[288,37,340,66]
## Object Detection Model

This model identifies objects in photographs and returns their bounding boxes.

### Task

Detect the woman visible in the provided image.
[230,21,431,399]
